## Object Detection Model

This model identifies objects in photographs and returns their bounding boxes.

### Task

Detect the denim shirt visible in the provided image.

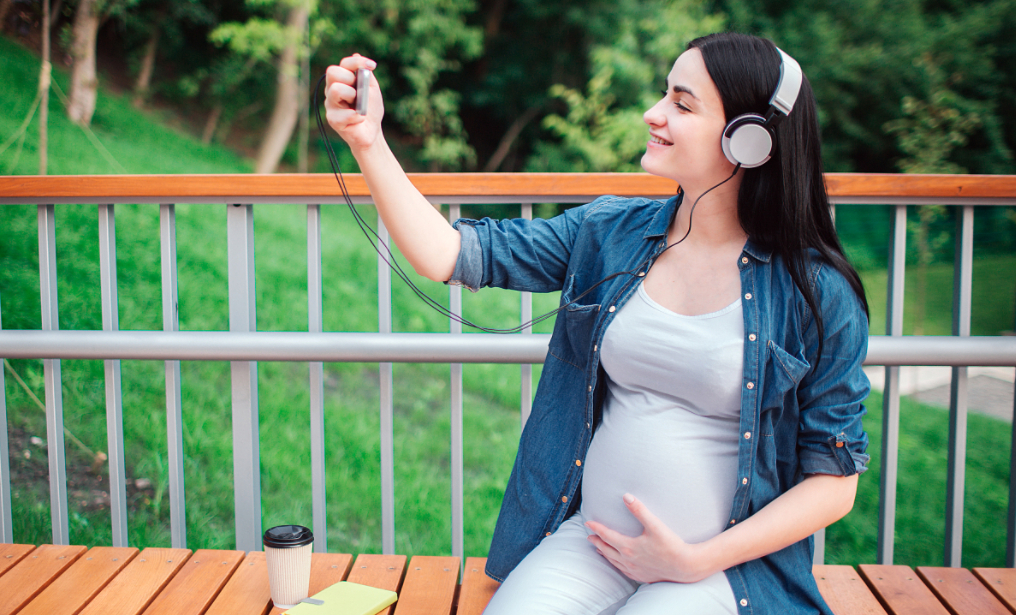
[448,194,870,615]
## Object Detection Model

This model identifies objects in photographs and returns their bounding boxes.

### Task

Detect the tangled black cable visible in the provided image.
[313,73,740,333]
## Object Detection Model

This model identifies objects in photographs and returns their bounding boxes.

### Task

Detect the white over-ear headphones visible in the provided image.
[720,47,803,168]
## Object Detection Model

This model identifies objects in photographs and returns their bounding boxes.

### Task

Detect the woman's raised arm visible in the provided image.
[325,54,461,283]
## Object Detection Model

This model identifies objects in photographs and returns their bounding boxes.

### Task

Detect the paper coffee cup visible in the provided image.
[263,525,314,609]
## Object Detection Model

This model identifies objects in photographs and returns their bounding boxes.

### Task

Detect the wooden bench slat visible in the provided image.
[0,544,87,615]
[917,567,1011,615]
[393,556,460,615]
[0,545,36,578]
[345,554,407,615]
[858,564,951,615]
[140,549,244,615]
[77,548,192,615]
[814,565,888,615]
[19,546,138,615]
[265,553,355,615]
[455,557,499,615]
[973,568,1016,614]
[205,551,271,615]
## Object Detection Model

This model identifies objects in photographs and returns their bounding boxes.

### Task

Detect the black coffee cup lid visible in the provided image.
[263,525,313,548]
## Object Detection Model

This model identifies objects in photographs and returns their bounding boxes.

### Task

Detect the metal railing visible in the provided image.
[1,173,1015,568]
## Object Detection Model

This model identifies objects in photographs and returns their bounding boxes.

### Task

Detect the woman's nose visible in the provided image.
[643,99,665,126]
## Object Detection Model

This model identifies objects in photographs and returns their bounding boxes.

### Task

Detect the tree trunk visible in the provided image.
[0,0,14,31]
[202,103,223,144]
[39,0,50,175]
[132,17,163,108]
[67,0,101,126]
[254,5,308,174]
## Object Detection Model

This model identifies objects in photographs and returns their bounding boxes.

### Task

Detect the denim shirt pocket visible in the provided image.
[759,341,810,436]
[551,274,600,368]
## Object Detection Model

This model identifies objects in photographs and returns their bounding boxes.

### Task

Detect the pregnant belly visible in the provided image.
[579,407,740,543]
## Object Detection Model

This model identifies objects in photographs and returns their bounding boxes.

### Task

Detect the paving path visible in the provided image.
[864,366,1015,422]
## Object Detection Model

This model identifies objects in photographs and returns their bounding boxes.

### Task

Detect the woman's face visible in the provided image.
[641,48,737,188]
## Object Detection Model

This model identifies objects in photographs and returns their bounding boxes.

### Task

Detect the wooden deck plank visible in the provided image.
[859,564,951,615]
[345,554,407,615]
[455,557,499,615]
[140,549,244,615]
[814,565,888,615]
[19,546,138,615]
[78,548,192,615]
[0,545,36,578]
[0,544,87,615]
[917,567,1010,615]
[265,553,355,615]
[973,568,1016,614]
[205,552,271,615]
[393,556,460,615]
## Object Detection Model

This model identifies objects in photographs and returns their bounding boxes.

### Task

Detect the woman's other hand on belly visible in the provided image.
[584,493,714,584]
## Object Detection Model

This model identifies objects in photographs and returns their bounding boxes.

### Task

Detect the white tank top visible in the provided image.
[580,282,744,542]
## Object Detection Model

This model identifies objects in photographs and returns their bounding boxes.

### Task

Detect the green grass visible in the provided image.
[3,32,1016,568]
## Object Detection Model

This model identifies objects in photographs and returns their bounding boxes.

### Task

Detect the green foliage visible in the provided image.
[526,0,723,172]
[718,0,1014,173]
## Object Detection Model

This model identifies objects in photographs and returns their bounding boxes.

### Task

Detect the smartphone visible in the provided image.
[355,68,370,115]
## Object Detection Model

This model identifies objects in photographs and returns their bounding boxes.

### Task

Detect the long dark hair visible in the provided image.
[688,32,869,357]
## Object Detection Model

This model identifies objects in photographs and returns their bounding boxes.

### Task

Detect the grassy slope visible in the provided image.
[3,34,1015,566]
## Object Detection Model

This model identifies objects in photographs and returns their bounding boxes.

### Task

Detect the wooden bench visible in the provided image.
[2,543,1015,615]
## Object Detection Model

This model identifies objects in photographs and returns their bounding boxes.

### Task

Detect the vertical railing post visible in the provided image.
[227,202,262,552]
[307,203,328,553]
[160,203,187,549]
[378,214,395,555]
[0,288,11,543]
[520,203,533,431]
[448,204,464,562]
[945,204,973,567]
[878,204,907,565]
[38,203,69,545]
[1009,376,1016,566]
[98,203,128,547]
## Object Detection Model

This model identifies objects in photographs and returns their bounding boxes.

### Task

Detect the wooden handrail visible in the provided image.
[1,172,1014,202]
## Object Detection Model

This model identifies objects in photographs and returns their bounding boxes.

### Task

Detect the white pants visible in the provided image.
[483,513,738,615]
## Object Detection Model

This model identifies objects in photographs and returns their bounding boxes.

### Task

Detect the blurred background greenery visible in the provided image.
[1,0,1015,569]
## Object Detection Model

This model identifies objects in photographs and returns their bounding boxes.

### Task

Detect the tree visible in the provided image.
[211,0,331,173]
[525,0,723,172]
[66,0,138,126]
[884,54,981,334]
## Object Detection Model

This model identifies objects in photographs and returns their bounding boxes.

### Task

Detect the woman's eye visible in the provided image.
[675,102,691,112]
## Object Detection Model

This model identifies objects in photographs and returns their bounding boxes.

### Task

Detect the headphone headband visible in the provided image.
[769,48,803,118]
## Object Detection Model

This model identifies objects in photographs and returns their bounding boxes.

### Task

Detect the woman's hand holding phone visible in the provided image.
[324,54,381,152]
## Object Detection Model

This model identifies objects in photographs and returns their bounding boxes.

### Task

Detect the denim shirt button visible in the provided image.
[740,598,748,607]
[744,292,753,300]
[744,432,752,439]
[593,344,598,352]
[748,334,756,341]
[741,256,749,264]
[742,477,748,484]
[746,382,754,390]
[608,305,616,313]
[561,496,568,503]
[836,441,844,448]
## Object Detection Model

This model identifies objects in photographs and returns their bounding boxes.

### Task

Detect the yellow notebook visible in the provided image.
[283,581,398,615]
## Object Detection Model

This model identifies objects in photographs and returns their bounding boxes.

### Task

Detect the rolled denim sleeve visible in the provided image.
[445,198,618,294]
[447,222,483,292]
[797,265,871,476]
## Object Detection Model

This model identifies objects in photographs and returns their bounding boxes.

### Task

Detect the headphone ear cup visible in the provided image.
[721,114,774,168]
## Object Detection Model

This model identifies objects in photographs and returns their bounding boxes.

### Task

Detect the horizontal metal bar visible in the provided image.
[1,331,1015,366]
